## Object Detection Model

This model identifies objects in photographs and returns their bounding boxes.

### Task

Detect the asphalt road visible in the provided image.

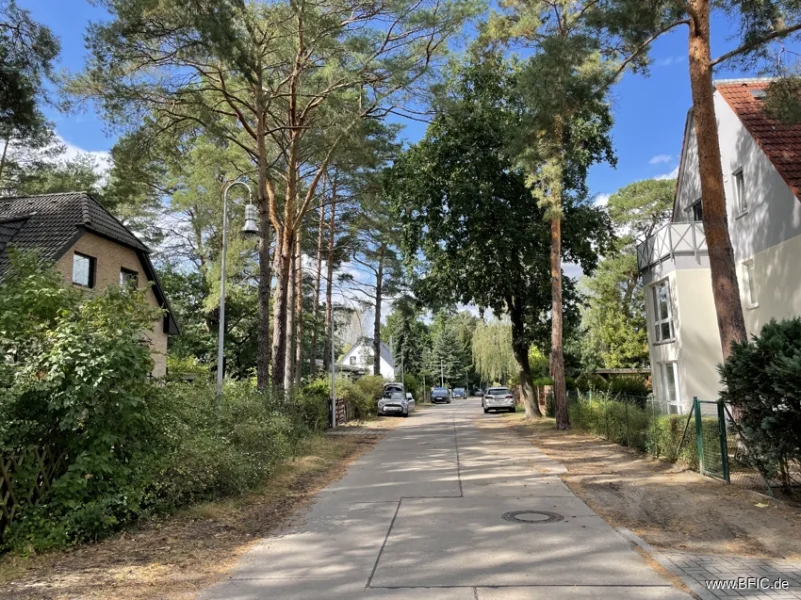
[200,397,690,600]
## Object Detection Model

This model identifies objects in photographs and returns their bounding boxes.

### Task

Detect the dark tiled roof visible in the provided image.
[0,191,149,276]
[717,80,801,200]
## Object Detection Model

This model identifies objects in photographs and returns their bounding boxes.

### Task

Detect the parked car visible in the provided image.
[430,387,451,404]
[452,387,467,399]
[482,387,515,413]
[473,388,484,397]
[378,391,414,417]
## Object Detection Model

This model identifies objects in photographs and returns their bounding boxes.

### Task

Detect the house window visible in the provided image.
[72,253,96,288]
[684,199,702,222]
[734,169,746,214]
[659,362,682,414]
[349,356,357,366]
[743,259,758,308]
[120,268,139,289]
[651,280,674,342]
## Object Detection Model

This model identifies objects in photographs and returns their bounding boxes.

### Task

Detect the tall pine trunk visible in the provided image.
[272,225,292,387]
[687,0,747,357]
[551,214,568,429]
[323,191,337,371]
[285,244,296,390]
[372,244,385,377]
[294,233,303,385]
[255,116,272,389]
[311,204,325,373]
[510,295,541,418]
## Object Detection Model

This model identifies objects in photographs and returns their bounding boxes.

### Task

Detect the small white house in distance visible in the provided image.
[637,78,801,413]
[338,338,395,380]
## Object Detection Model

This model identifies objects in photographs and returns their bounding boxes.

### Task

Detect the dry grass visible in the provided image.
[488,413,801,560]
[0,433,381,600]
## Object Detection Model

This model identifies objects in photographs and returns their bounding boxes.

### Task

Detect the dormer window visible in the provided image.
[734,169,747,214]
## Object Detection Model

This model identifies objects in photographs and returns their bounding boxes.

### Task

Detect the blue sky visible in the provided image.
[18,0,788,202]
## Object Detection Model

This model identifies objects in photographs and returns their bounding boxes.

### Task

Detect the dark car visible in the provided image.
[473,388,484,397]
[430,387,451,404]
[452,387,467,399]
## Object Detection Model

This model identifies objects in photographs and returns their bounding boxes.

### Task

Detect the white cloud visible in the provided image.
[655,55,685,67]
[655,166,680,180]
[649,154,673,165]
[58,135,113,176]
[594,193,611,207]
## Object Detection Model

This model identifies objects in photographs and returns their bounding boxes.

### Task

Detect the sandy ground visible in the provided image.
[0,432,383,600]
[483,413,801,560]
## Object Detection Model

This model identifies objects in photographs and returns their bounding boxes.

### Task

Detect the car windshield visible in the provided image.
[454,388,465,392]
[432,387,448,393]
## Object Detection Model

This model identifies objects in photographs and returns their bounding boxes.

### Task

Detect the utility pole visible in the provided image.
[440,359,444,387]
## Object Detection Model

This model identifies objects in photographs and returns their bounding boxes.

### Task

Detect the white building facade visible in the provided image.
[638,79,801,413]
[338,338,396,380]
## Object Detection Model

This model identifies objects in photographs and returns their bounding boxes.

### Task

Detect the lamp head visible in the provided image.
[241,203,260,237]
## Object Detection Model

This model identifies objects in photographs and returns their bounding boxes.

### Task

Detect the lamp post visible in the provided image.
[217,179,259,400]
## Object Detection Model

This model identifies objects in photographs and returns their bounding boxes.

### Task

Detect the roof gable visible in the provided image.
[716,80,801,200]
[0,191,149,276]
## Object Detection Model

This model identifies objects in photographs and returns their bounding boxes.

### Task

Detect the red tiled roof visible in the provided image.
[717,80,801,200]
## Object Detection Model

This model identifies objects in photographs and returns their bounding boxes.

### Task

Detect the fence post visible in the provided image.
[693,397,704,474]
[717,401,731,484]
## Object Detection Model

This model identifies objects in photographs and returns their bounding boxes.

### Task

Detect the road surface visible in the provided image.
[200,397,690,600]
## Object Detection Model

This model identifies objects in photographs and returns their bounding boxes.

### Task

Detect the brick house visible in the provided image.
[0,192,179,377]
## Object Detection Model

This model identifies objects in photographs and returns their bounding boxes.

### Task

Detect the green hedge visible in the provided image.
[568,393,716,470]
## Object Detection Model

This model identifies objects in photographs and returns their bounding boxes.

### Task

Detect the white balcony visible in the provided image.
[636,222,707,272]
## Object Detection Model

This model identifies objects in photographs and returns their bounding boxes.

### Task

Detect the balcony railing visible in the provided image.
[636,222,707,272]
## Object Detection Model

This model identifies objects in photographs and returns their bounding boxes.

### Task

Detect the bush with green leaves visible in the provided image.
[719,318,801,488]
[575,373,609,392]
[0,254,330,552]
[608,376,650,399]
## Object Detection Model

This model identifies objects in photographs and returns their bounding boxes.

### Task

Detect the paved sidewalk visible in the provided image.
[662,551,801,600]
[199,398,690,600]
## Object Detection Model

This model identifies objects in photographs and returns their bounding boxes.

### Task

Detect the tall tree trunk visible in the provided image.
[687,0,747,358]
[272,225,292,388]
[294,232,303,386]
[255,116,272,389]
[510,295,542,418]
[372,244,385,377]
[323,186,337,370]
[311,204,325,374]
[285,243,296,390]
[551,214,568,429]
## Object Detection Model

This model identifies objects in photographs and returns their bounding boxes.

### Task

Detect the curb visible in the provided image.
[616,527,714,600]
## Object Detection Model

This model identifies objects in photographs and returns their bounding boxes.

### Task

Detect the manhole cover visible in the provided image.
[502,510,564,524]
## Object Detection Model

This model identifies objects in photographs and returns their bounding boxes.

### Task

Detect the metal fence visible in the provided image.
[692,398,801,498]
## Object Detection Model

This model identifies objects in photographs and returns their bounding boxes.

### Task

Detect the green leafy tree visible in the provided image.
[581,179,674,368]
[0,0,60,191]
[383,294,431,379]
[391,50,610,417]
[472,321,518,385]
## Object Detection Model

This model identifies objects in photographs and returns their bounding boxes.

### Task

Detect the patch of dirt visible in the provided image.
[485,414,801,560]
[0,433,381,600]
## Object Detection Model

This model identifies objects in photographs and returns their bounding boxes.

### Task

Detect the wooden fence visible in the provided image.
[0,447,64,544]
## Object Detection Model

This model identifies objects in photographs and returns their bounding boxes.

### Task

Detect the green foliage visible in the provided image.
[719,318,801,486]
[0,0,59,138]
[575,374,609,392]
[472,321,517,384]
[608,376,651,398]
[0,255,329,551]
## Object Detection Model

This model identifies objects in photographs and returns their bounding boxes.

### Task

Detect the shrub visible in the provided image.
[355,375,385,404]
[719,318,801,487]
[575,373,609,392]
[532,376,553,387]
[609,376,651,399]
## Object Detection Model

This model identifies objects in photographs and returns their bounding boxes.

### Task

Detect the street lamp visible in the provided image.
[217,179,259,399]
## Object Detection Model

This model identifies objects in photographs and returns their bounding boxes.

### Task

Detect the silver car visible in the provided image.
[378,391,415,417]
[482,387,515,413]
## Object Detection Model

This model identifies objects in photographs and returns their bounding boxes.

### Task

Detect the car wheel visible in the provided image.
[403,410,409,418]
[483,408,489,414]
[508,407,515,413]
